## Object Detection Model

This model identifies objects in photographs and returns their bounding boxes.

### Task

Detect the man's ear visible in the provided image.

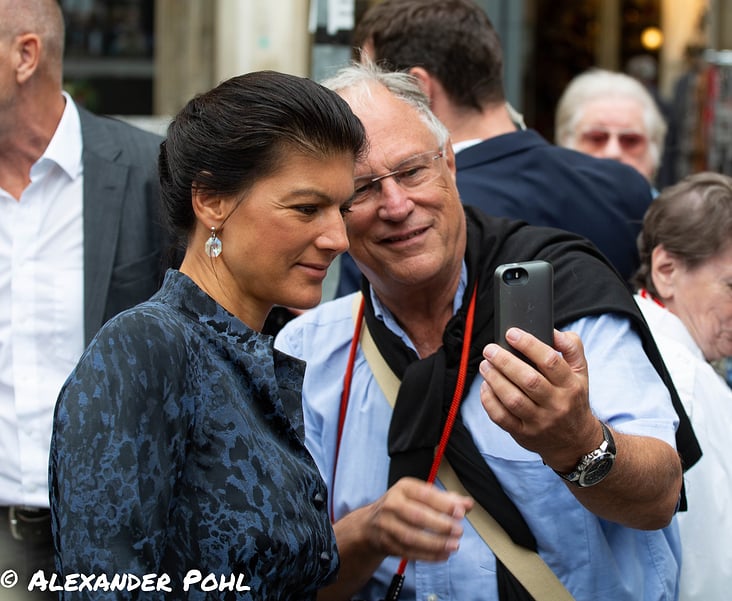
[443,138,457,177]
[408,66,435,101]
[650,244,678,300]
[15,33,41,85]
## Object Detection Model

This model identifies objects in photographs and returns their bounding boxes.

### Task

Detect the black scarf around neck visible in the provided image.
[361,207,701,601]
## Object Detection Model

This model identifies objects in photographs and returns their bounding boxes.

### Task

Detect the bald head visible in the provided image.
[0,0,65,81]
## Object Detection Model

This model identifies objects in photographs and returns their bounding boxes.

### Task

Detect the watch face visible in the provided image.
[554,422,616,487]
[578,453,614,487]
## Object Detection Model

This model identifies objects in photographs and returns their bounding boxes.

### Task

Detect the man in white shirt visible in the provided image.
[0,0,169,592]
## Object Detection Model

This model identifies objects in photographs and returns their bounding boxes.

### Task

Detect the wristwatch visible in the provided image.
[555,421,616,487]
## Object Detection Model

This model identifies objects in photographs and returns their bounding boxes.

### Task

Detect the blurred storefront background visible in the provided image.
[60,0,729,179]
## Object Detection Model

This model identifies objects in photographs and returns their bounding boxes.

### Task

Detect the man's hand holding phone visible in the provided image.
[494,260,554,363]
[482,261,596,463]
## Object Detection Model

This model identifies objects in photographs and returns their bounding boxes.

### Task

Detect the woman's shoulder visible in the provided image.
[104,296,178,329]
[85,299,193,366]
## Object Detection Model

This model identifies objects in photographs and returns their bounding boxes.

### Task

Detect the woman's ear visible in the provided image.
[191,181,227,228]
[650,244,678,301]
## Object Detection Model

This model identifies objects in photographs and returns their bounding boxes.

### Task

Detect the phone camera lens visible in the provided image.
[503,267,528,285]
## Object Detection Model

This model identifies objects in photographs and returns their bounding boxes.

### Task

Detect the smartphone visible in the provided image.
[494,260,554,363]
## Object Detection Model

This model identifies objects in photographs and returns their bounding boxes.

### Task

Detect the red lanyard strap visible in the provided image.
[331,296,365,522]
[334,284,478,598]
[639,288,666,308]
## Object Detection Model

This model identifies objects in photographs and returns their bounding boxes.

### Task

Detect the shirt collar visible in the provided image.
[454,129,546,169]
[635,293,704,360]
[452,138,484,154]
[37,92,83,180]
[370,261,468,351]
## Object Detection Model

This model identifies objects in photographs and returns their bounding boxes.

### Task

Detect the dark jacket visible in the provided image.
[78,106,170,344]
[455,129,653,283]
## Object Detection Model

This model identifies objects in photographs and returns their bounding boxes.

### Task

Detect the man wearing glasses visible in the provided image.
[275,61,699,601]
[350,0,654,284]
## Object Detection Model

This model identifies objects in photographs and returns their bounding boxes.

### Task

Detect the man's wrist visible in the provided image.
[553,421,617,487]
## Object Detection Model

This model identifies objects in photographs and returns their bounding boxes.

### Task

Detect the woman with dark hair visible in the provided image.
[49,71,366,600]
[632,171,732,601]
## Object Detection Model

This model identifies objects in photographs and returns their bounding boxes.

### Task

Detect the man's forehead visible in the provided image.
[340,82,415,122]
[355,143,435,173]
[343,92,431,147]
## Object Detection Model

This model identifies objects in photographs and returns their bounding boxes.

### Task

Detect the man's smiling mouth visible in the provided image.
[382,227,428,243]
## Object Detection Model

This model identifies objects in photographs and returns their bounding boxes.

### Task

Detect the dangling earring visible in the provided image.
[204,226,222,258]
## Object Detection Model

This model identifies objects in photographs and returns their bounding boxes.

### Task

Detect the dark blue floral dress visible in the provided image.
[50,270,338,600]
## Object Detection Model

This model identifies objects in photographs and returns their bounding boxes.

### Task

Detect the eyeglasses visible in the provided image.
[577,128,647,155]
[353,148,444,203]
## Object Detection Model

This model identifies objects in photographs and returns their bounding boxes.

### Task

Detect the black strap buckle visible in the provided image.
[8,506,52,544]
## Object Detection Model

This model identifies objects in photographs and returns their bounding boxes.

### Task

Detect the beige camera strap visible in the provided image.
[351,294,575,601]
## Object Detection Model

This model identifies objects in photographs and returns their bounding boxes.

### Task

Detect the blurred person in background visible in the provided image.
[555,68,668,187]
[0,0,168,594]
[632,171,732,600]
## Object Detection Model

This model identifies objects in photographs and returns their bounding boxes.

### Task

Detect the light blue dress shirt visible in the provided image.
[276,278,682,601]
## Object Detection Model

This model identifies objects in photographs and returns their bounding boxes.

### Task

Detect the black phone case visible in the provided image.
[494,260,554,362]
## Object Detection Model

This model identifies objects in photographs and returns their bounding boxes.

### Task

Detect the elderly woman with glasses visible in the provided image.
[555,68,667,185]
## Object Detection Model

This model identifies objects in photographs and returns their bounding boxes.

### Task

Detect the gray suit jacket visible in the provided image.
[78,106,171,346]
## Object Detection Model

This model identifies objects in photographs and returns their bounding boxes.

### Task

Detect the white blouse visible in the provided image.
[635,293,732,601]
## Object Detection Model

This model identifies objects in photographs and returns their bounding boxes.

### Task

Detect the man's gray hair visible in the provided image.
[321,60,450,150]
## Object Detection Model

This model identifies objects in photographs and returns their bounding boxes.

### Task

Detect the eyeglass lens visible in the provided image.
[354,150,443,201]
[579,129,646,153]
